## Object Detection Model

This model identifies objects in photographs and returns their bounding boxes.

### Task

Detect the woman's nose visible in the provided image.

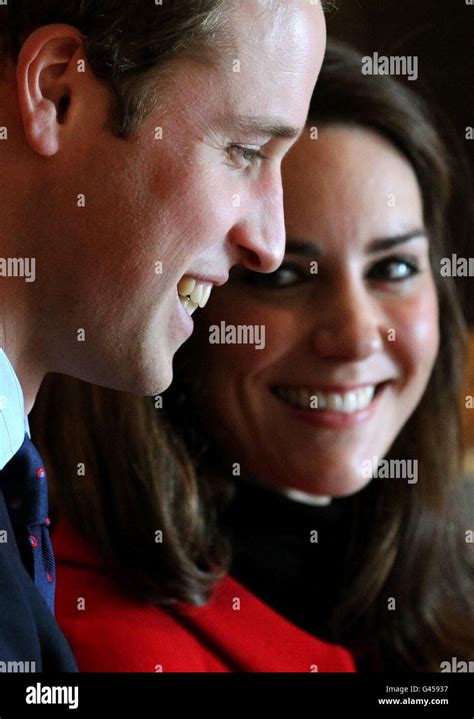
[311,280,384,361]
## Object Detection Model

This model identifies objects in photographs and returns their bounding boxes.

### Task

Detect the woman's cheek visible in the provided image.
[201,298,298,365]
[249,308,302,365]
[387,285,439,378]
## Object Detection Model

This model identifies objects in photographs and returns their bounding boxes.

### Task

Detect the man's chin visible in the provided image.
[139,362,174,398]
[116,349,174,398]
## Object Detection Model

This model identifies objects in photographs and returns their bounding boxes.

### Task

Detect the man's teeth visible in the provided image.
[178,277,213,316]
[179,296,199,316]
[274,385,376,413]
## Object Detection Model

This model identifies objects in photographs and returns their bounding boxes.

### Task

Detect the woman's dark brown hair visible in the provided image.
[31,40,474,670]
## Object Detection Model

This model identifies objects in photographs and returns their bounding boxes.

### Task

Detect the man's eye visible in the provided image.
[367,256,420,282]
[227,145,267,169]
[238,264,308,289]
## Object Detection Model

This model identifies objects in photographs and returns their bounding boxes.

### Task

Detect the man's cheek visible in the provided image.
[172,178,227,238]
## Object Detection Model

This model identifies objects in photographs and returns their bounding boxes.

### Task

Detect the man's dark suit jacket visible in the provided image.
[0,489,77,671]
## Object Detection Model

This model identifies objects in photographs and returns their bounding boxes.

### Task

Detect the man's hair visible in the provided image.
[0,0,227,136]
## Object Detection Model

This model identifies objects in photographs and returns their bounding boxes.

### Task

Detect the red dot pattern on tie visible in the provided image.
[0,434,57,613]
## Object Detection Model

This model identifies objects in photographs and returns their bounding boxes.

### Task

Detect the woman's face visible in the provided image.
[190,126,439,496]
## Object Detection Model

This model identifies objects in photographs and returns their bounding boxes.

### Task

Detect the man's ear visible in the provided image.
[16,25,84,157]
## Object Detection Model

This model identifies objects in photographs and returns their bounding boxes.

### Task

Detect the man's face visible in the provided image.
[28,0,325,395]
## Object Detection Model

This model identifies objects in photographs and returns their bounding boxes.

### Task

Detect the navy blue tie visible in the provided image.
[0,433,55,613]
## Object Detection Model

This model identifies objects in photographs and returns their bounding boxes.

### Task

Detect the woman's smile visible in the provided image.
[191,124,439,497]
[271,382,388,430]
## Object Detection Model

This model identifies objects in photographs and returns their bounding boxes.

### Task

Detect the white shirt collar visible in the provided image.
[279,487,333,506]
[0,347,29,470]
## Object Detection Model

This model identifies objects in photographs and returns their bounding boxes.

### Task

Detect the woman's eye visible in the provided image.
[238,264,308,289]
[367,256,420,282]
[227,145,267,170]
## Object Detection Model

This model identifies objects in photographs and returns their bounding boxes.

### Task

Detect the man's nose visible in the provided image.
[311,277,384,361]
[229,173,286,274]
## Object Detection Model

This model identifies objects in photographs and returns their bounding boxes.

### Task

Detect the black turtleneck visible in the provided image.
[223,478,382,670]
[224,479,353,637]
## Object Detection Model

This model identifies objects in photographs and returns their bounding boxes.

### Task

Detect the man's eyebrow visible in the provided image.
[367,230,428,253]
[225,115,302,140]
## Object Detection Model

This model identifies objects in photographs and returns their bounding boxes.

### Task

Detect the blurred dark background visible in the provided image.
[326,0,474,324]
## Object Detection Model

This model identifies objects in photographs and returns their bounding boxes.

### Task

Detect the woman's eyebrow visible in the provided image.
[285,231,427,258]
[285,239,321,256]
[367,230,428,253]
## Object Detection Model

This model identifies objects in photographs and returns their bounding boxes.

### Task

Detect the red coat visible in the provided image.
[53,519,356,672]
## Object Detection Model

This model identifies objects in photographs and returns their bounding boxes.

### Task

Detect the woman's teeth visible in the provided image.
[178,277,213,316]
[274,385,376,413]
